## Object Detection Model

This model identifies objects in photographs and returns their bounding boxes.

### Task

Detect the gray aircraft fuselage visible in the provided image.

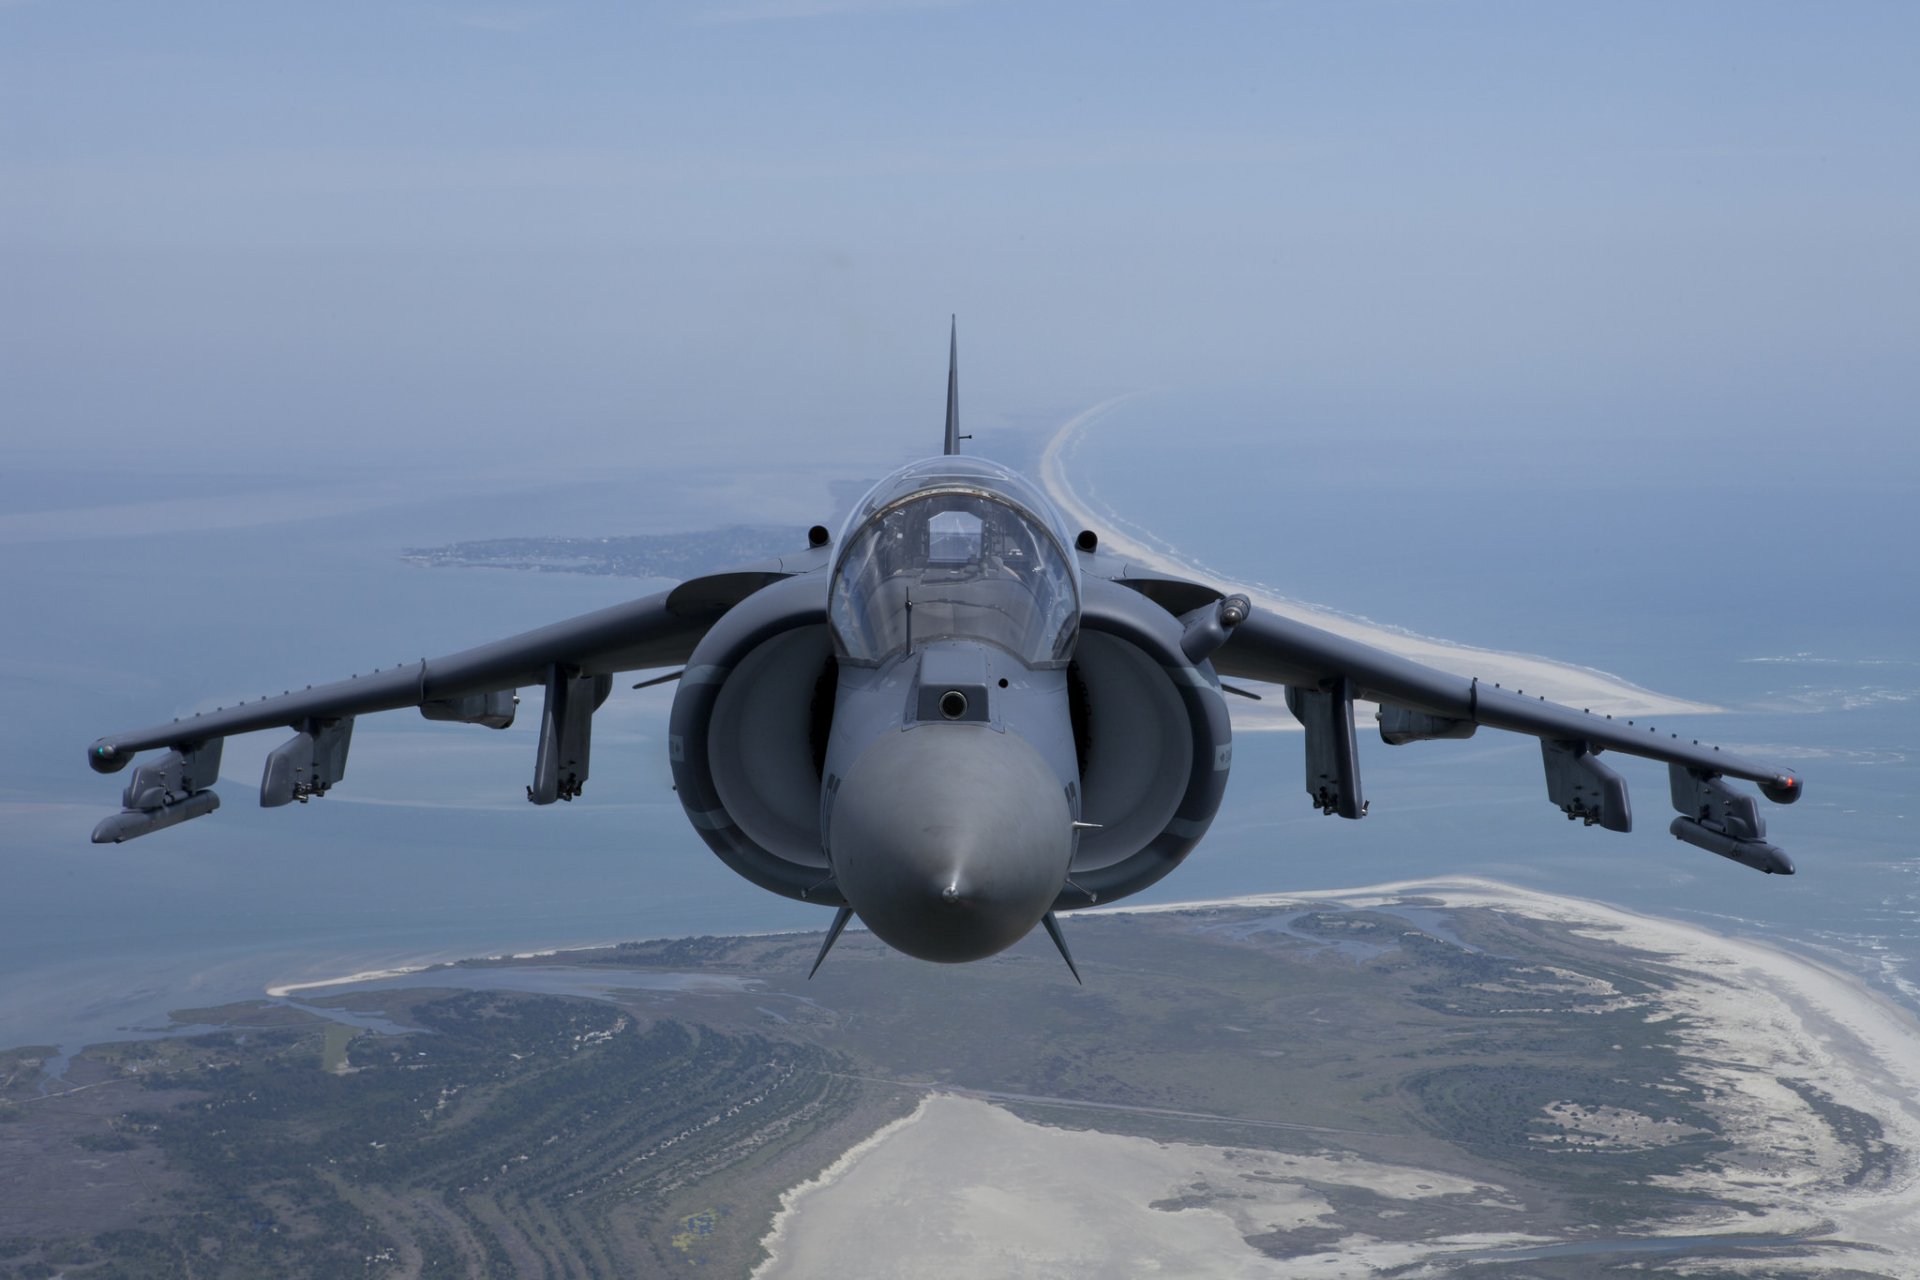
[824,642,1078,962]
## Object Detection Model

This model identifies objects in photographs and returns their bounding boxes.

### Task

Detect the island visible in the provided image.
[400,525,811,581]
[4,881,1915,1278]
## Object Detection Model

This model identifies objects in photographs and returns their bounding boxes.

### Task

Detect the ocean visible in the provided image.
[1060,391,1919,1007]
[1,397,1914,1058]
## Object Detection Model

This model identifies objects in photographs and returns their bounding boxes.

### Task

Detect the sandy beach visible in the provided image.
[264,965,441,999]
[1037,399,1717,731]
[751,1092,1543,1280]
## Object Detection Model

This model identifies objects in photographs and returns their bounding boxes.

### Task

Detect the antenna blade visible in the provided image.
[808,905,855,979]
[1040,910,1083,984]
[943,316,961,455]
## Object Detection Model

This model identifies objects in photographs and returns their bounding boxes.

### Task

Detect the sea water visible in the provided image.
[1,399,1914,1058]
[0,457,842,1056]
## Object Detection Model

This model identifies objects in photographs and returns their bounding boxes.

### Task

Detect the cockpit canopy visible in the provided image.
[829,457,1081,668]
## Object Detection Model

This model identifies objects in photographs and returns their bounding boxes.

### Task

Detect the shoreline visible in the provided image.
[255,926,835,1003]
[746,878,1920,1278]
[1102,878,1920,1270]
[1036,397,1718,727]
[263,964,448,999]
[260,938,637,998]
[750,1095,938,1279]
[20,879,1917,1272]
[249,881,1920,1276]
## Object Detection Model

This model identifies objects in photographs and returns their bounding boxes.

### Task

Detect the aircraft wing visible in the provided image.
[1207,600,1803,873]
[1069,542,1803,875]
[84,546,827,843]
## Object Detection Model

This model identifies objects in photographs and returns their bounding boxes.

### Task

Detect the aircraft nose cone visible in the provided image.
[831,725,1071,963]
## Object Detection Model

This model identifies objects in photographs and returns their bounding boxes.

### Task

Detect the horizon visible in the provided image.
[5,2,1916,482]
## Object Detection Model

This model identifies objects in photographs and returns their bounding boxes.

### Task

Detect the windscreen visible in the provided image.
[830,489,1080,667]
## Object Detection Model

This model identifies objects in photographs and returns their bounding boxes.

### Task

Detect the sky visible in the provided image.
[4,1,1916,478]
[3,1,1918,1049]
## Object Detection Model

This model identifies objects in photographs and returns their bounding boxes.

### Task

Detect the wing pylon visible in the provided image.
[1077,563,1806,874]
[85,549,830,842]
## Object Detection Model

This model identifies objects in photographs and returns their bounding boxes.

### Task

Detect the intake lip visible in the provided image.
[830,723,1072,963]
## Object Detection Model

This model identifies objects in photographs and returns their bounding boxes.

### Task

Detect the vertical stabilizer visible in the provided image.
[943,316,962,455]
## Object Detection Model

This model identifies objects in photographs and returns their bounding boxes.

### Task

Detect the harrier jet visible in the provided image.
[85,328,1803,979]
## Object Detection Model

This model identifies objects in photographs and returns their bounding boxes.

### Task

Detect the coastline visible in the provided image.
[20,878,1916,1273]
[1036,398,1718,729]
[1102,878,1920,1272]
[746,878,1920,1278]
[255,927,832,1003]
[750,1095,940,1279]
[263,964,447,999]
[261,939,629,998]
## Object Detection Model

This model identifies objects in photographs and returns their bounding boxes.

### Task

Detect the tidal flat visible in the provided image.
[2,882,1915,1278]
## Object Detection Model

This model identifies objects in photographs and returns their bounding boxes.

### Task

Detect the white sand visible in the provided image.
[264,966,439,999]
[751,1093,1539,1279]
[1529,1101,1708,1150]
[1037,400,1716,731]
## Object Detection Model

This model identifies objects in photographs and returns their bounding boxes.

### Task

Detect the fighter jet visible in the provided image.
[84,326,1803,979]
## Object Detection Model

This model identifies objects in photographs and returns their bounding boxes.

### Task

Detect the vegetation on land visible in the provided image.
[0,903,1884,1277]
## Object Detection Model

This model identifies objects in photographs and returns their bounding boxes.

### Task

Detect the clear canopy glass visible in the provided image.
[830,457,1081,667]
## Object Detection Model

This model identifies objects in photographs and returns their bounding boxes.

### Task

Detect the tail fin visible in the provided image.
[943,316,963,455]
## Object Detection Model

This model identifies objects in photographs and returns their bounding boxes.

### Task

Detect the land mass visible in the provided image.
[400,525,810,581]
[3,882,1915,1278]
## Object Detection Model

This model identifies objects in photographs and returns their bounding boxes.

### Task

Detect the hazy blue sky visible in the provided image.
[5,1,1917,1049]
[4,1,1916,474]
